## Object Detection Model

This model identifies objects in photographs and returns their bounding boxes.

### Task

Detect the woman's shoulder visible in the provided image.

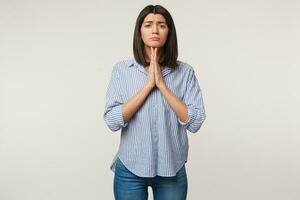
[110,58,135,75]
[113,58,135,69]
[176,59,195,73]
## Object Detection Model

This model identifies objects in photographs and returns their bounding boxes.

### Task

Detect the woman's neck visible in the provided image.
[144,46,162,63]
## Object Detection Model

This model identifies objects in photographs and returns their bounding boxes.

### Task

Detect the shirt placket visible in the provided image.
[152,88,159,171]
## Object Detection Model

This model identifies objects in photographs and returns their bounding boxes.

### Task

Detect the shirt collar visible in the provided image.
[127,59,135,67]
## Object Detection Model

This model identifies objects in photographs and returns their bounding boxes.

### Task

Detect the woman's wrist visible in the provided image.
[145,81,155,90]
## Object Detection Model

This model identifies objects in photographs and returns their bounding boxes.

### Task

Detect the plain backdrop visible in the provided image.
[0,0,299,199]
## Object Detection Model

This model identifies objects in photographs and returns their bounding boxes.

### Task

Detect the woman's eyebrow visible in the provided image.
[143,21,166,24]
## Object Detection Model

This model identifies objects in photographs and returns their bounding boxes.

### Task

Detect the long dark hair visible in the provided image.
[133,5,178,69]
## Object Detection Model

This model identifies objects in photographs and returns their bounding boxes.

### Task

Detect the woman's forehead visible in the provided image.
[143,13,166,23]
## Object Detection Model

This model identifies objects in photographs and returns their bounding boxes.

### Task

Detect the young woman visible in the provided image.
[103,4,206,200]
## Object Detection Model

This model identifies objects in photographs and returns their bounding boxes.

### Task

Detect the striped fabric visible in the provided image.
[103,58,206,177]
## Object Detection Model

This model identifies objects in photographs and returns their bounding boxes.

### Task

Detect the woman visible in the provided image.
[103,4,206,200]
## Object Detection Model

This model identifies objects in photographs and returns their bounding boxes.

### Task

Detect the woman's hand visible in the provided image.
[151,47,165,89]
[146,47,166,89]
[146,47,156,88]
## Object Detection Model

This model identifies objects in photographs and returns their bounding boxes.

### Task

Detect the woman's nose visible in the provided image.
[152,25,158,33]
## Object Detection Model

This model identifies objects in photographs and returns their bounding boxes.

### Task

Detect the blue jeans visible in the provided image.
[113,157,188,200]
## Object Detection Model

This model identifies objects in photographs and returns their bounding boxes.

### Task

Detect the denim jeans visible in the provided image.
[113,157,188,200]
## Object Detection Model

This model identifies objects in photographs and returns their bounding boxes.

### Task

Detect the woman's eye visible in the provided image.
[144,24,167,28]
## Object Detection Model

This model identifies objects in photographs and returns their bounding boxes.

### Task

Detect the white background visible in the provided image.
[0,0,299,199]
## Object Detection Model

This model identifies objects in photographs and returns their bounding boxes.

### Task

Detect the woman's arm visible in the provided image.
[104,64,154,132]
[122,83,154,123]
[157,68,206,133]
[157,84,189,123]
[104,58,156,132]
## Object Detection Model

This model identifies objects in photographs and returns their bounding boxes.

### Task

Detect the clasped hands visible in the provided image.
[147,47,166,89]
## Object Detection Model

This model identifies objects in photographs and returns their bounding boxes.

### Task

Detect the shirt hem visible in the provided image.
[110,153,188,178]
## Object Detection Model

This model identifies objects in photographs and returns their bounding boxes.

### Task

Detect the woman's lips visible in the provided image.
[150,37,160,40]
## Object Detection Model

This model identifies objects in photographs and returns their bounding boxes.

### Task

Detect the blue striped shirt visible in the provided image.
[103,58,206,177]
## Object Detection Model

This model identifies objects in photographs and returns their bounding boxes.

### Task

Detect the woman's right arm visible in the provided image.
[104,53,156,131]
[122,82,154,123]
[103,64,155,132]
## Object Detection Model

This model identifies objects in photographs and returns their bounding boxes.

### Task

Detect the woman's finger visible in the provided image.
[153,47,155,63]
[154,48,157,63]
[151,47,153,57]
[153,48,157,74]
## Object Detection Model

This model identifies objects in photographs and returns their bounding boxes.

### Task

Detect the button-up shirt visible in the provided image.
[103,58,206,177]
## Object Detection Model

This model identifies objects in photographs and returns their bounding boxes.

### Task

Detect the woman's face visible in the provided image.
[140,13,169,48]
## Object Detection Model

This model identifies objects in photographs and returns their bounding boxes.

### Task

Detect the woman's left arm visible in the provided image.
[157,69,206,133]
[158,83,189,123]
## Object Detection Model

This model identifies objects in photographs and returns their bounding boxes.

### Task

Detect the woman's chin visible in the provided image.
[146,44,163,48]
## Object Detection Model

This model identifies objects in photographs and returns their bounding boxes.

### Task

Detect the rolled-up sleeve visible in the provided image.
[178,68,206,133]
[103,65,128,132]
